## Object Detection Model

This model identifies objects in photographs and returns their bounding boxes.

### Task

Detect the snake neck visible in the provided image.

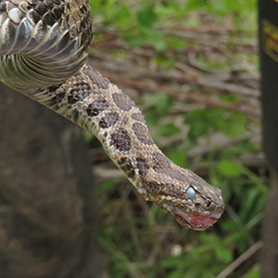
[25,64,224,224]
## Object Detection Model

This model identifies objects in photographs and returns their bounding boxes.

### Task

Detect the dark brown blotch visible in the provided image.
[132,122,154,145]
[110,128,132,152]
[119,157,128,166]
[145,181,177,198]
[152,152,188,183]
[86,98,109,117]
[136,157,149,176]
[48,85,65,105]
[49,84,60,93]
[112,92,135,112]
[72,109,79,123]
[52,92,65,104]
[145,180,161,189]
[99,112,119,129]
[118,157,135,179]
[68,81,92,104]
[131,113,145,123]
[127,170,136,179]
[145,181,175,190]
[152,152,171,173]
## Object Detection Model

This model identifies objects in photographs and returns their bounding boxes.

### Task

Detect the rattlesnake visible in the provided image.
[0,0,224,230]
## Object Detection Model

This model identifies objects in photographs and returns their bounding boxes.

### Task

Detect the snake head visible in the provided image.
[152,170,224,231]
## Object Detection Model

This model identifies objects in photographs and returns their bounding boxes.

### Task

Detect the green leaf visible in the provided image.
[128,27,166,51]
[224,230,249,252]
[185,0,209,12]
[169,149,187,168]
[219,112,247,137]
[245,265,260,278]
[167,38,187,49]
[185,108,247,140]
[217,160,241,177]
[167,269,186,278]
[113,6,133,29]
[137,7,157,28]
[220,93,239,103]
[83,130,94,142]
[239,188,266,225]
[98,180,116,194]
[141,92,173,116]
[159,123,181,137]
[215,247,232,263]
[185,109,211,140]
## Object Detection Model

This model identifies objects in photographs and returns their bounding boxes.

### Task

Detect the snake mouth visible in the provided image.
[173,207,217,231]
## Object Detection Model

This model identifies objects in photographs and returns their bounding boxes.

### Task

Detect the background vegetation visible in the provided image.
[87,0,264,277]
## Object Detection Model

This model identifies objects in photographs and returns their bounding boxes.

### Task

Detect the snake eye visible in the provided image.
[186,187,195,198]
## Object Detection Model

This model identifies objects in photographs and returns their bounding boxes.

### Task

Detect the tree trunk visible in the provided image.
[259,1,278,277]
[0,82,103,278]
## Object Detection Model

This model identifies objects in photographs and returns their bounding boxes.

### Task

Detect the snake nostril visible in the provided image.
[195,203,201,209]
[205,201,212,208]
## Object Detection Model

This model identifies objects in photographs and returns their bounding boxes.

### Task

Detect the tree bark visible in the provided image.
[0,82,103,278]
[259,1,278,277]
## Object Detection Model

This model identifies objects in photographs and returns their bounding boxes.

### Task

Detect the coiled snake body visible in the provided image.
[0,0,224,230]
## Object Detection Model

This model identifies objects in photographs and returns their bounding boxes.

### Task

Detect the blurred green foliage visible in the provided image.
[88,0,264,277]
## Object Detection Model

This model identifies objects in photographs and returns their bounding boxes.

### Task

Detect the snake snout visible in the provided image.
[204,197,225,220]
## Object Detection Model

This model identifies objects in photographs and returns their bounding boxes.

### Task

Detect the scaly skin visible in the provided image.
[0,0,224,230]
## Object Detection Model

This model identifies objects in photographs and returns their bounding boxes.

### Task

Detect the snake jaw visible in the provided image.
[172,206,217,231]
[157,198,221,230]
[156,190,224,230]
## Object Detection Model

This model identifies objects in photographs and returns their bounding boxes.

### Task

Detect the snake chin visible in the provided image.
[172,206,217,231]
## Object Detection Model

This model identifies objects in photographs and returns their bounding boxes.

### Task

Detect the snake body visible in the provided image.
[0,0,224,230]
